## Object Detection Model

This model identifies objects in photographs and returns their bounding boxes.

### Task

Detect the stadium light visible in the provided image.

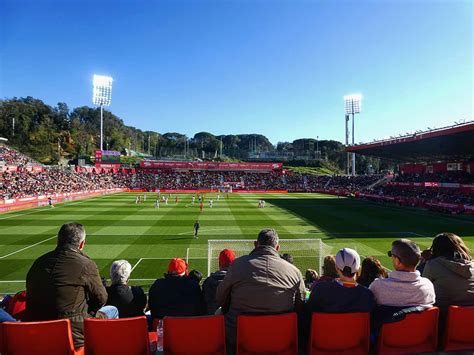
[92,74,113,151]
[343,93,362,176]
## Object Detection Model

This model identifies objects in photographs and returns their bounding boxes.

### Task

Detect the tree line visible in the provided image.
[0,97,392,173]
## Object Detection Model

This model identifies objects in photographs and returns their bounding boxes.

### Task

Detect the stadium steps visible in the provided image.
[367,175,393,190]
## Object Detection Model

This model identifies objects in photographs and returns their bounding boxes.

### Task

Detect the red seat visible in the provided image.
[308,312,370,355]
[377,307,439,355]
[163,315,226,354]
[236,313,298,355]
[84,316,151,354]
[443,305,474,352]
[0,319,77,355]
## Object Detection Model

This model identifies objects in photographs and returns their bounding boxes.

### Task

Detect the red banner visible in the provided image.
[140,161,283,171]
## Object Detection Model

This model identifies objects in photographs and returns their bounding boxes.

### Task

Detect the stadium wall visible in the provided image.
[127,189,288,193]
[0,188,126,213]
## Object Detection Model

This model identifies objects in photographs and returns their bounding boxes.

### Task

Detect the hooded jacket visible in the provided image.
[422,256,474,308]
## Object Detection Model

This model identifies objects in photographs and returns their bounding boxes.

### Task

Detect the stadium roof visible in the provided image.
[346,121,474,162]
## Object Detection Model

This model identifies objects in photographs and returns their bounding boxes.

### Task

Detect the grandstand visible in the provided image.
[347,122,474,215]
[1,130,473,353]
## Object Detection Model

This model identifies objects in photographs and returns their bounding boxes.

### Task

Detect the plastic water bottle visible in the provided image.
[157,319,164,352]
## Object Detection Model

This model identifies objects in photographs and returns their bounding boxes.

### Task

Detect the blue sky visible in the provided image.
[0,0,472,144]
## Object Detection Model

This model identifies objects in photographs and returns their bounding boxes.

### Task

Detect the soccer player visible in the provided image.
[48,197,54,208]
[200,201,204,212]
[175,196,179,204]
[194,220,200,239]
[143,192,147,201]
[209,199,213,208]
[155,199,160,209]
[217,194,220,201]
[165,197,169,205]
[192,196,195,205]
[135,196,139,204]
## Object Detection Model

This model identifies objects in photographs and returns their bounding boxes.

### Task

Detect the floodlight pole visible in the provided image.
[100,105,104,151]
[345,114,350,175]
[352,102,356,176]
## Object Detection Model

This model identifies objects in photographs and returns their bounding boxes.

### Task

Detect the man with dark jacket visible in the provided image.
[26,222,107,349]
[216,229,305,353]
[148,258,205,319]
[202,248,236,314]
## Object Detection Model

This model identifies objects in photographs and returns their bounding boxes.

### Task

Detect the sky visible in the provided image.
[0,0,472,145]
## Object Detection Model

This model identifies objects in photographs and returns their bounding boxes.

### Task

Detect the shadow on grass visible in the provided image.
[266,197,474,239]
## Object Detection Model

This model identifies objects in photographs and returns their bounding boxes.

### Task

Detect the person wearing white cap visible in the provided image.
[305,248,375,314]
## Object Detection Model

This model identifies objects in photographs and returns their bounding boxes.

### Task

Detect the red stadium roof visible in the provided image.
[346,122,474,162]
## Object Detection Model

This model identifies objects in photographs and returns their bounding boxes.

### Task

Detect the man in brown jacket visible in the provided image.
[216,228,305,353]
[26,222,107,349]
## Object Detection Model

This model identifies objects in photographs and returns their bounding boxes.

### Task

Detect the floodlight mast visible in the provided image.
[343,94,362,176]
[92,75,113,151]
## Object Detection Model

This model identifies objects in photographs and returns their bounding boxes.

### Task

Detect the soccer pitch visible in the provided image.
[0,192,473,295]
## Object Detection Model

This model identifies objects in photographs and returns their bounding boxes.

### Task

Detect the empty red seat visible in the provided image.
[236,313,298,355]
[443,305,474,352]
[84,316,151,354]
[0,319,77,355]
[308,312,370,354]
[163,315,226,354]
[377,307,439,355]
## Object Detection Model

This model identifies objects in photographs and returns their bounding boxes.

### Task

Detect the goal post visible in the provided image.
[207,239,332,276]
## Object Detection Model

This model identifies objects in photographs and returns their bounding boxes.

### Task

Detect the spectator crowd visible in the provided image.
[0,223,472,354]
[1,145,473,212]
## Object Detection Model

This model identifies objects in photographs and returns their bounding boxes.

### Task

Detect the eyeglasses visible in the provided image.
[387,250,399,258]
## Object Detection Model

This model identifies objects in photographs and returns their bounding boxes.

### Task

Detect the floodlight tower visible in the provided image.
[92,75,113,151]
[344,93,362,176]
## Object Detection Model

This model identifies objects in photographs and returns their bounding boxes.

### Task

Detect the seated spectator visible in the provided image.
[357,256,388,288]
[106,260,147,318]
[422,233,474,332]
[311,255,338,287]
[216,229,305,354]
[370,239,435,308]
[148,258,205,320]
[26,222,109,349]
[304,269,319,289]
[306,248,375,313]
[202,249,235,315]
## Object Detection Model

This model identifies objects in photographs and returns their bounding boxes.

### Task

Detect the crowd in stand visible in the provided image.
[1,145,473,212]
[2,223,473,354]
[394,171,474,184]
[372,185,474,206]
[0,146,36,166]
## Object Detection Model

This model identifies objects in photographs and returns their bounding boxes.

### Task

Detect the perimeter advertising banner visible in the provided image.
[140,161,283,171]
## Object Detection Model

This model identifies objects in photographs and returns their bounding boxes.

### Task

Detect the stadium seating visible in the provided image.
[84,316,151,355]
[163,315,226,354]
[0,319,79,355]
[308,312,370,354]
[376,307,439,355]
[236,313,298,355]
[443,305,474,352]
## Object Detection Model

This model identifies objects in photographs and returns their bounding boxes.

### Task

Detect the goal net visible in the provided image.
[207,239,332,276]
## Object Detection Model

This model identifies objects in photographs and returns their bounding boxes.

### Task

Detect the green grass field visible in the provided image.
[1,192,473,295]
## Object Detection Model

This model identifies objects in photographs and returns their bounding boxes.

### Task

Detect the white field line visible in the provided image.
[0,235,56,260]
[130,258,143,272]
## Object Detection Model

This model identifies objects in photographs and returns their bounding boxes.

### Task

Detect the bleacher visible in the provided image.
[2,306,474,354]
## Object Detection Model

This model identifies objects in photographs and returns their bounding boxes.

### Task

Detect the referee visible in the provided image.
[194,220,200,239]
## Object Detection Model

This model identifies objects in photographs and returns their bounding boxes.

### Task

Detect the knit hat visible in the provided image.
[168,258,187,275]
[219,249,236,268]
[335,248,361,274]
